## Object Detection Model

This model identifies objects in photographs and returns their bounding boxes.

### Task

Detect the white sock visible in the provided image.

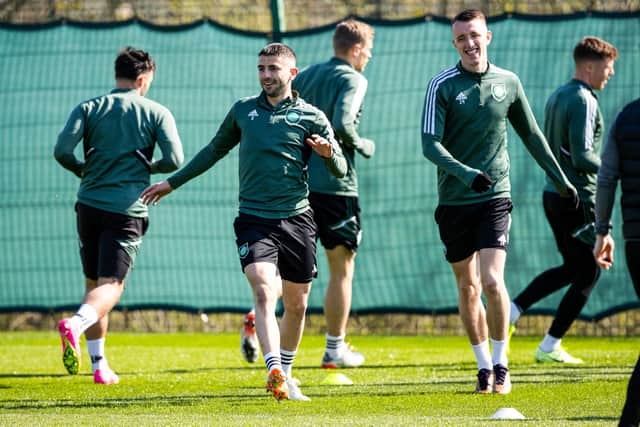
[280,349,296,378]
[509,301,522,325]
[326,333,345,357]
[490,338,508,367]
[71,304,99,334]
[539,334,561,352]
[471,341,492,371]
[264,352,282,374]
[87,338,108,372]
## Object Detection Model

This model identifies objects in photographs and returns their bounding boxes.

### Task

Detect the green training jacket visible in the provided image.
[543,79,603,205]
[421,62,574,206]
[167,91,347,219]
[54,88,184,217]
[293,57,373,196]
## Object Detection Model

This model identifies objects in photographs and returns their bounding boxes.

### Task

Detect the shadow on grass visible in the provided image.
[292,363,476,370]
[160,362,631,379]
[567,416,619,422]
[163,365,257,374]
[513,366,631,384]
[163,362,480,374]
[0,393,239,410]
[0,373,71,379]
[0,385,494,411]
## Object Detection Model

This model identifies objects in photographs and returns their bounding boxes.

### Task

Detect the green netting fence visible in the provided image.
[1,13,639,320]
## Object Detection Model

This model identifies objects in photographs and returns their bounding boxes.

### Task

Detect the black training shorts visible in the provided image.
[76,202,148,282]
[233,209,318,283]
[309,192,361,251]
[435,198,512,263]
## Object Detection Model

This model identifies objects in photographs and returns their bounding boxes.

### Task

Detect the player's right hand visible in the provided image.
[140,180,173,206]
[471,172,492,193]
[593,233,614,270]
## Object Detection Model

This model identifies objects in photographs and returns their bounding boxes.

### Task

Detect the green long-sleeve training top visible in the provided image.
[421,62,574,206]
[167,91,347,219]
[293,57,373,196]
[54,88,184,217]
[543,79,603,205]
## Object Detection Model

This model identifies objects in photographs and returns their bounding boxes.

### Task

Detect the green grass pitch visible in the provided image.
[0,332,636,426]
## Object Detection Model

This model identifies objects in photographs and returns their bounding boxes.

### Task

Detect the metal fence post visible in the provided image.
[270,0,286,42]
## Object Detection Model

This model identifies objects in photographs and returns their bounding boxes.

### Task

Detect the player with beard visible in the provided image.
[141,43,346,401]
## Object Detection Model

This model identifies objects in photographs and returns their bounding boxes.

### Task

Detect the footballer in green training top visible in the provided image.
[291,18,375,370]
[54,47,184,386]
[510,36,618,365]
[141,43,346,402]
[420,9,576,396]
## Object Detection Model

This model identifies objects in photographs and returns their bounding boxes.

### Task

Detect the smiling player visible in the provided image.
[141,43,346,401]
[420,9,577,394]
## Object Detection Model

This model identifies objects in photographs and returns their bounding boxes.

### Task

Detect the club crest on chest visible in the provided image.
[491,83,507,102]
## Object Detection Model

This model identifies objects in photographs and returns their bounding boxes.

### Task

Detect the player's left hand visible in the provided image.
[140,180,173,206]
[471,172,492,193]
[357,138,376,158]
[306,134,333,158]
[561,186,580,210]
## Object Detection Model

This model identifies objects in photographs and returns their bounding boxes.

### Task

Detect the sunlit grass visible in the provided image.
[0,332,635,426]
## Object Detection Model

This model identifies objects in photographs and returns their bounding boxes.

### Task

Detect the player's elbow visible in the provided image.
[164,150,184,172]
[53,144,67,164]
[334,122,354,144]
[421,140,434,160]
[421,146,429,159]
[329,157,348,178]
[172,151,185,170]
[152,152,183,174]
[333,120,349,135]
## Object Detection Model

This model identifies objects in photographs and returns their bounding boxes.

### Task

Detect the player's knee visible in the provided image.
[578,275,599,297]
[457,280,482,299]
[481,278,504,297]
[283,298,308,318]
[328,274,352,289]
[253,285,278,308]
[574,261,601,291]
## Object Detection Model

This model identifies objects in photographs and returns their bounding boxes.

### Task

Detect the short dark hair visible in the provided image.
[115,47,155,80]
[333,19,374,55]
[258,43,296,61]
[452,9,486,24]
[574,36,618,64]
